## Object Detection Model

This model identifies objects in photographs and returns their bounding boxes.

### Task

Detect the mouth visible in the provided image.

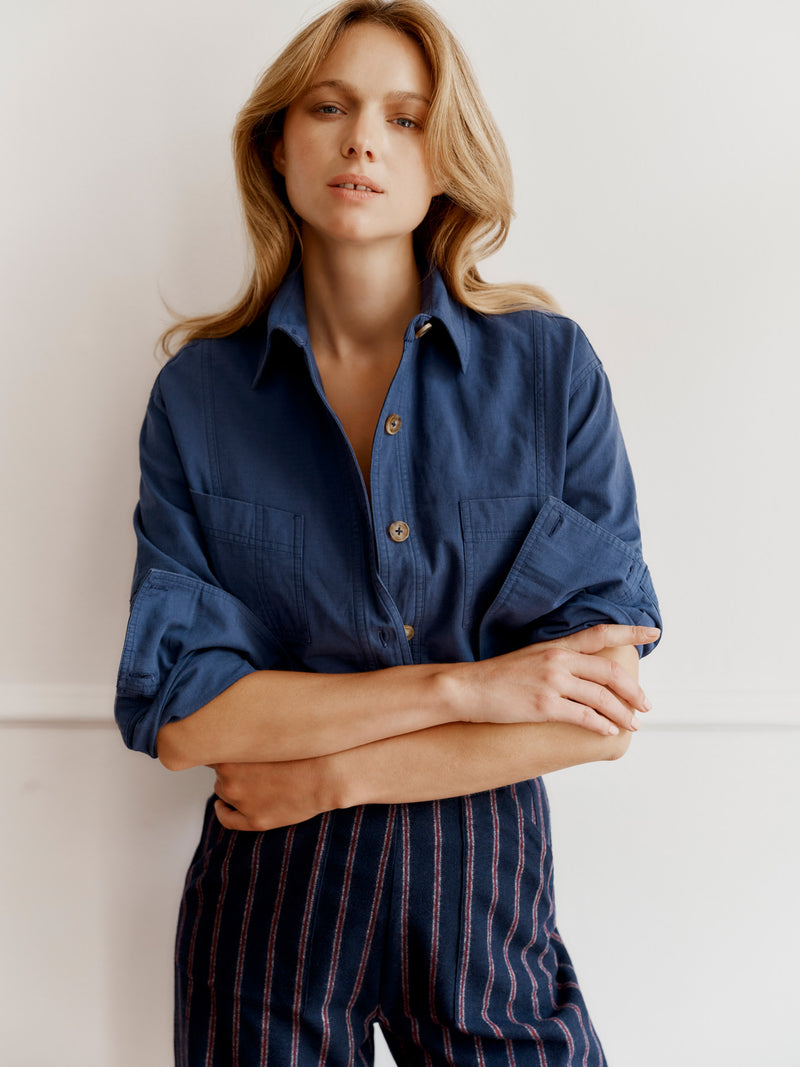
[328,173,384,194]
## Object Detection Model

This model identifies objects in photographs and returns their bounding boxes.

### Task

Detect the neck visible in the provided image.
[300,231,422,361]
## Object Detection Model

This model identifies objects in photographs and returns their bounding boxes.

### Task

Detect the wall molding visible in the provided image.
[0,683,797,728]
[646,686,799,727]
[0,684,115,723]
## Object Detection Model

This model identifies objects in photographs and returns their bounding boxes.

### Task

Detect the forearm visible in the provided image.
[333,644,641,807]
[332,718,628,808]
[211,634,653,832]
[157,662,456,770]
[163,623,651,777]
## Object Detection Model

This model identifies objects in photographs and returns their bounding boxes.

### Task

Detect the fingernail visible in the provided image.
[629,714,639,732]
[643,697,653,711]
[608,723,620,736]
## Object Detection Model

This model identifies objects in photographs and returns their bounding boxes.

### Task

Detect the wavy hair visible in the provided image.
[160,0,556,355]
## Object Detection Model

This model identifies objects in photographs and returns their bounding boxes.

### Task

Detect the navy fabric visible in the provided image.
[115,266,661,1064]
[115,267,660,757]
[176,783,606,1066]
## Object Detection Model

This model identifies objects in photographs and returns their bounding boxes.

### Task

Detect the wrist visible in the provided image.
[432,660,478,725]
[316,748,358,812]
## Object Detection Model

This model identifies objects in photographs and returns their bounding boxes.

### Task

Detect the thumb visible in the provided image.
[557,623,660,654]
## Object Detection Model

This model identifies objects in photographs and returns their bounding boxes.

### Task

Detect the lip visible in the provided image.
[327,173,384,194]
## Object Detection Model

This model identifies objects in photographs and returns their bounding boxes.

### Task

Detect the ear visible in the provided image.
[273,138,286,175]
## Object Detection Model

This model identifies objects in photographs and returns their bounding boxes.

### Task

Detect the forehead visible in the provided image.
[309,21,432,98]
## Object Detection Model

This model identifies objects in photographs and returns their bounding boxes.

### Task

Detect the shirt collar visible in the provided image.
[251,265,471,388]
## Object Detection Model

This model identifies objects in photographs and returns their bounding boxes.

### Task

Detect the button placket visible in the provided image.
[371,329,426,662]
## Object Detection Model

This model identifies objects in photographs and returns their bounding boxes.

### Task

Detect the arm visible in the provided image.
[212,640,647,831]
[157,660,459,770]
[158,623,655,770]
[342,644,642,804]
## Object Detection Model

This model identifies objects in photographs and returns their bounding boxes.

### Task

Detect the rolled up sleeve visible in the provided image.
[538,327,661,651]
[114,376,282,757]
[514,497,661,651]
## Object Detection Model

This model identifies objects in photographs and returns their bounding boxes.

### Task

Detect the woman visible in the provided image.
[115,2,661,1064]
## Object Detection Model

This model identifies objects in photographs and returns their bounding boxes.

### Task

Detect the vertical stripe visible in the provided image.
[399,805,432,1066]
[529,785,575,1063]
[232,838,262,1067]
[319,807,365,1063]
[457,796,486,1067]
[475,1032,486,1067]
[479,790,504,1038]
[175,809,219,1065]
[521,785,546,1018]
[504,1037,518,1067]
[570,999,591,1067]
[428,799,442,1022]
[182,813,225,1055]
[584,1011,606,1064]
[204,833,236,1067]
[358,1011,381,1067]
[428,800,455,1063]
[503,784,524,1013]
[456,794,474,1030]
[291,812,332,1067]
[345,808,396,1066]
[501,784,546,1067]
[260,825,296,1067]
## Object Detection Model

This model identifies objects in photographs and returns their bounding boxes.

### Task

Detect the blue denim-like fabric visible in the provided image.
[115,267,661,757]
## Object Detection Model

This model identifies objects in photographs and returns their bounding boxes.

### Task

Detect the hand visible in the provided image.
[459,624,658,736]
[211,755,337,832]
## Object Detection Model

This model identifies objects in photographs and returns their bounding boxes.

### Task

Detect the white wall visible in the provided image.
[1,1,798,1064]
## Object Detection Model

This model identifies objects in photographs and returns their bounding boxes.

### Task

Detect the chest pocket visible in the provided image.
[460,495,540,632]
[190,490,310,645]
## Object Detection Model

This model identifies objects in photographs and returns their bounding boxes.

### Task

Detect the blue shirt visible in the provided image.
[115,268,661,757]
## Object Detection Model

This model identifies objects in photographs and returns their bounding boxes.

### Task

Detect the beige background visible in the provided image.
[2,0,798,1063]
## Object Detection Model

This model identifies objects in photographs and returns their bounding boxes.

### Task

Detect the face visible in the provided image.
[273,22,440,251]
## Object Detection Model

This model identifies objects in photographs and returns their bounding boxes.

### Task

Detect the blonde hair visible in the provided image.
[161,0,557,355]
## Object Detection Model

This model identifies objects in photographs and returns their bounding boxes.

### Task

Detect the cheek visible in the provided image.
[409,162,439,214]
[280,142,320,209]
[408,146,439,200]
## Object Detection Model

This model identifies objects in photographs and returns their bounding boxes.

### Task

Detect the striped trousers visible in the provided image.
[175,779,607,1066]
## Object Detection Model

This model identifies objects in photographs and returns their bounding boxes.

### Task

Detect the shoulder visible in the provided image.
[464,306,601,388]
[153,319,269,401]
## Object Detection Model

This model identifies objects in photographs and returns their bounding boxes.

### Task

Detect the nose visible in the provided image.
[341,110,378,161]
[345,140,374,160]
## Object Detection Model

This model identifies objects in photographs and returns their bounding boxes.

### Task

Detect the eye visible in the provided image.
[315,104,344,116]
[392,116,422,130]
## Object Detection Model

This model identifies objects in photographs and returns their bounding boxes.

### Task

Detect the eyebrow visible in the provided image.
[304,78,431,107]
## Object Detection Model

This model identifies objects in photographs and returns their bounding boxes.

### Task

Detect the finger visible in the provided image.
[549,699,621,736]
[214,797,262,832]
[568,651,651,712]
[566,678,639,731]
[558,624,660,655]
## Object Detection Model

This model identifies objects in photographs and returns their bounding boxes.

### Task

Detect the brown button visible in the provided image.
[403,624,415,641]
[388,520,410,543]
[414,322,433,339]
[385,413,402,435]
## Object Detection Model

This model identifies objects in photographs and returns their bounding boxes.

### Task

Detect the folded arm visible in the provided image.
[211,639,648,831]
[157,624,654,770]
